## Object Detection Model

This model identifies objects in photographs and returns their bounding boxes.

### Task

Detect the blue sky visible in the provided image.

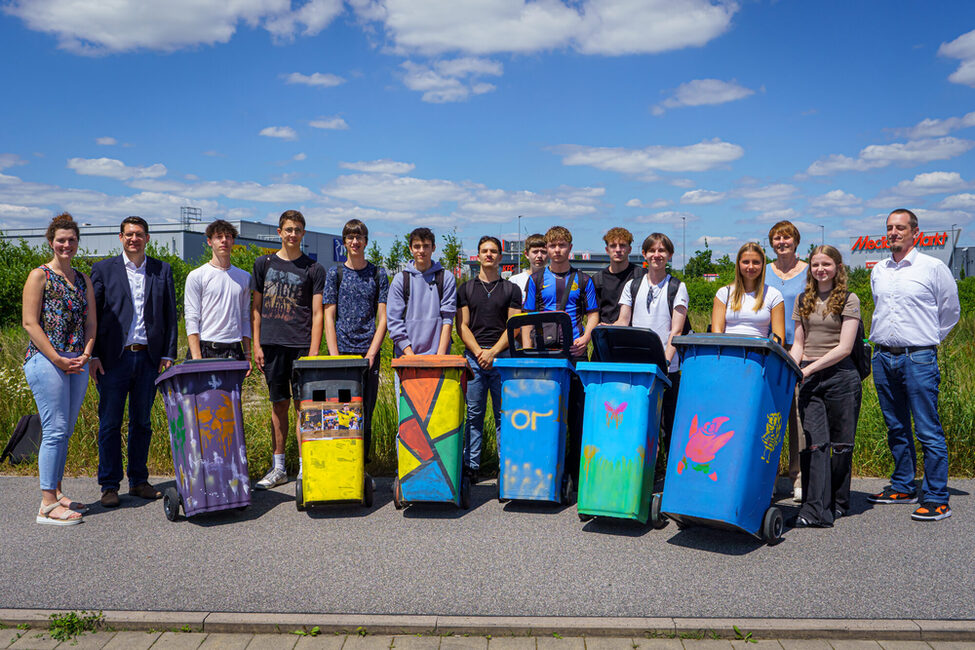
[1,0,974,263]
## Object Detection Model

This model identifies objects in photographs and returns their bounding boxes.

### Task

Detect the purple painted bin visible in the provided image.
[155,359,251,520]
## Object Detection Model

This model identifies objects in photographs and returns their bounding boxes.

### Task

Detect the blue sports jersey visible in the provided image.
[523,267,599,335]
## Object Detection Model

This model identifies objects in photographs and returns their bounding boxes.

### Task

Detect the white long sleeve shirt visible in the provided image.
[184,263,252,343]
[869,247,960,347]
[124,256,148,346]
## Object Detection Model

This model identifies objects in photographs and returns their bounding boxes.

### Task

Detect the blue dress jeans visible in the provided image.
[872,347,949,504]
[23,352,88,491]
[96,349,158,491]
[463,350,506,471]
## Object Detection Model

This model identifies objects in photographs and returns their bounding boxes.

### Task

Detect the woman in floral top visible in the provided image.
[22,213,97,525]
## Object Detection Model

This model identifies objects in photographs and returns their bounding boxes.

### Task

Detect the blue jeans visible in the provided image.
[872,348,949,504]
[96,349,158,491]
[463,351,505,471]
[23,352,88,491]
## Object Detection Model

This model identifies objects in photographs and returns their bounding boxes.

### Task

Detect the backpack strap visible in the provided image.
[435,268,445,301]
[573,269,592,335]
[531,268,547,312]
[401,270,411,315]
[402,268,444,314]
[666,275,692,335]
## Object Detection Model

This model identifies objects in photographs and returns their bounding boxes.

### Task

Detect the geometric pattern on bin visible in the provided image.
[397,371,461,496]
[676,414,735,482]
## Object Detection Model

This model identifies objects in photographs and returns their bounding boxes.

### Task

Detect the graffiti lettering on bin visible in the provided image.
[762,412,782,464]
[167,391,187,457]
[676,415,735,482]
[510,408,553,431]
[300,401,363,435]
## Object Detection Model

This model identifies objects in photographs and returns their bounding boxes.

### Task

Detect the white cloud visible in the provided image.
[3,0,343,54]
[625,198,643,207]
[293,152,307,161]
[750,208,800,223]
[938,28,975,87]
[805,137,975,176]
[938,193,975,210]
[283,71,346,87]
[652,78,754,116]
[635,210,699,224]
[128,178,317,202]
[890,111,975,139]
[95,136,117,146]
[340,159,416,174]
[401,57,502,103]
[67,157,167,180]
[737,183,798,212]
[0,154,27,170]
[356,0,736,57]
[681,189,726,204]
[309,116,349,130]
[454,186,604,223]
[555,138,744,177]
[890,171,969,197]
[808,189,863,216]
[0,203,52,223]
[911,208,973,230]
[323,173,471,211]
[259,126,298,140]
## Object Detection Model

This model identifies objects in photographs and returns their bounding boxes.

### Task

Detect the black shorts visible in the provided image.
[262,345,304,402]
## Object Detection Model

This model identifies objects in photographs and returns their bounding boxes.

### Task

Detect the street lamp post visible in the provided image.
[682,215,686,272]
[819,224,825,246]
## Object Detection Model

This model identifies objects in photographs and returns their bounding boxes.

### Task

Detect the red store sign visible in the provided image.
[851,231,949,253]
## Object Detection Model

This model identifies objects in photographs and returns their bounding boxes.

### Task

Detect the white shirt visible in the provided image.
[509,270,532,298]
[124,256,148,346]
[184,262,252,343]
[618,274,689,373]
[870,248,960,347]
[716,284,784,337]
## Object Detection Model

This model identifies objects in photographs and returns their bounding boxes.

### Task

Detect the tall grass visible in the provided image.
[2,315,973,480]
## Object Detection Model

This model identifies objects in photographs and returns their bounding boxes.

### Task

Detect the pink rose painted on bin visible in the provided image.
[676,415,735,481]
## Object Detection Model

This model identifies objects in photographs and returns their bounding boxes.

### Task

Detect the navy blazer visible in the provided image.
[90,254,178,371]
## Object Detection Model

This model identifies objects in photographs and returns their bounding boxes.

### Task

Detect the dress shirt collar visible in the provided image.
[885,246,919,269]
[124,255,147,272]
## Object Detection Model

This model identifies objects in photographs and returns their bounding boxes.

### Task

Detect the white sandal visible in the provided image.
[36,501,83,526]
[57,491,89,513]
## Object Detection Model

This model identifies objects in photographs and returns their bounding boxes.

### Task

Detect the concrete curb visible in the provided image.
[2,610,975,642]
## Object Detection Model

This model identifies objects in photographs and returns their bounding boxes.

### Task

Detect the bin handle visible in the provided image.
[505,312,574,358]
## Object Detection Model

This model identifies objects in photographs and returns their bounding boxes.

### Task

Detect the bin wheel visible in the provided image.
[364,475,374,508]
[578,513,593,522]
[235,506,248,513]
[163,487,180,522]
[650,493,669,530]
[392,477,404,510]
[561,475,576,506]
[762,506,784,545]
[295,479,306,512]
[460,476,471,510]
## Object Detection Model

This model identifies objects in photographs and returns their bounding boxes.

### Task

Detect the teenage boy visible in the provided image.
[509,233,548,297]
[615,233,689,481]
[251,210,325,489]
[592,227,640,325]
[387,227,457,358]
[323,219,389,462]
[457,236,522,481]
[185,219,251,363]
[522,225,598,489]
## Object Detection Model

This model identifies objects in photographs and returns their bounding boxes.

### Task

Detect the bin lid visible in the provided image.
[493,357,577,372]
[591,326,667,367]
[294,355,369,370]
[391,354,469,369]
[576,361,671,387]
[154,359,250,386]
[672,333,802,378]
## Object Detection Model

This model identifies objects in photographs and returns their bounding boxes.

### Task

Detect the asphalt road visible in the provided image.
[1,475,972,620]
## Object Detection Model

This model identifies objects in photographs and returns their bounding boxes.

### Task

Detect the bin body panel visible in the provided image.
[576,362,669,523]
[156,360,251,517]
[393,356,468,505]
[660,336,799,536]
[494,358,574,502]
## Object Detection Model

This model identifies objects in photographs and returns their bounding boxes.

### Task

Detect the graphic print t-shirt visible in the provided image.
[323,262,390,354]
[251,253,326,347]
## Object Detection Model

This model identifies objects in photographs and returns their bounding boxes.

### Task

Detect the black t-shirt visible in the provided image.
[458,278,523,349]
[251,253,326,347]
[594,263,640,325]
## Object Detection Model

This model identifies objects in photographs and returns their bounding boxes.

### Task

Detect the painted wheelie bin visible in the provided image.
[576,327,671,524]
[155,359,251,521]
[493,312,577,505]
[657,334,801,544]
[292,356,373,511]
[391,355,471,509]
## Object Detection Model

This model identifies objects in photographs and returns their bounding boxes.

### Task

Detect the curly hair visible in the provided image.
[46,212,79,243]
[797,245,849,319]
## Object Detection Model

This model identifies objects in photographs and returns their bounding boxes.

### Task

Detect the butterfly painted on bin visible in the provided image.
[604,401,627,427]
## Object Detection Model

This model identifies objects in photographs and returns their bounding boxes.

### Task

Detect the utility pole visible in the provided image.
[682,215,687,272]
[819,224,825,246]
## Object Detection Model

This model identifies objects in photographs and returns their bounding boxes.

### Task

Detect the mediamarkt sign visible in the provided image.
[850,231,950,253]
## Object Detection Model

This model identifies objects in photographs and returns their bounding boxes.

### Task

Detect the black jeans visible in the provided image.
[189,341,246,361]
[797,358,862,524]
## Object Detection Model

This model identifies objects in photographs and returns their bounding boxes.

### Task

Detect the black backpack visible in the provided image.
[2,413,41,464]
[531,267,593,338]
[628,273,693,335]
[848,292,872,380]
[401,268,445,314]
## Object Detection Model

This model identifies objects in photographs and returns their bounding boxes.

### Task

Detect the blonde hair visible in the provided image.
[545,225,572,245]
[728,242,767,312]
[797,245,849,319]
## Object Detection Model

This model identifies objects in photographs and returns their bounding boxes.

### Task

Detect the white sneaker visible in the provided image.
[255,467,288,490]
[793,486,803,503]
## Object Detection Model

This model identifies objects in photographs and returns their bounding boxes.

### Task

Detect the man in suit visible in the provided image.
[89,216,178,508]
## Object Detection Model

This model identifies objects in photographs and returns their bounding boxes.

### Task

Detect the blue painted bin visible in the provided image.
[576,362,670,524]
[494,357,576,503]
[659,334,801,543]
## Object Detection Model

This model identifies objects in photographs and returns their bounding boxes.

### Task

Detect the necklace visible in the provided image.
[479,277,499,298]
[209,260,232,271]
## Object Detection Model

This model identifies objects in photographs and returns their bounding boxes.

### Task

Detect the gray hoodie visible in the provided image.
[386,261,457,356]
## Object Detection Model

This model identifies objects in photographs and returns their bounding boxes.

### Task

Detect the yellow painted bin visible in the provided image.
[293,356,373,510]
